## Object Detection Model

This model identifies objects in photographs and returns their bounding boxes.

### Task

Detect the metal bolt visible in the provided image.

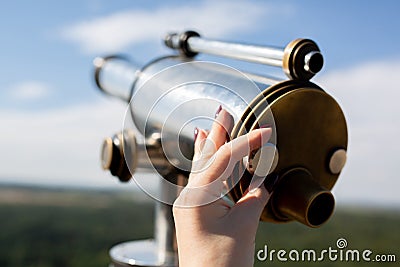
[329,149,347,174]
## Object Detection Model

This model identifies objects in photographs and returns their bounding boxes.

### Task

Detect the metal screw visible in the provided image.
[329,149,347,174]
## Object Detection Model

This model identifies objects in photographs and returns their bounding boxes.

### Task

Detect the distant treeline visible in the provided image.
[0,185,398,267]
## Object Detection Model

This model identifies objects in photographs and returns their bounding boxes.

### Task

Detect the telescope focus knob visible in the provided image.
[101,137,113,171]
[101,132,135,182]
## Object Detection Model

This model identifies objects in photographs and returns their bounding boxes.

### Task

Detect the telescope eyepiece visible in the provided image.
[307,191,335,227]
[304,51,324,74]
[271,168,335,228]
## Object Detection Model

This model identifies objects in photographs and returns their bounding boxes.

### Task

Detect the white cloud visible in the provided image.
[60,1,289,54]
[0,99,131,189]
[9,81,51,100]
[316,58,400,207]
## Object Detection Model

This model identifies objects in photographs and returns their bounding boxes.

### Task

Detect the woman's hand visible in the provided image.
[173,108,272,267]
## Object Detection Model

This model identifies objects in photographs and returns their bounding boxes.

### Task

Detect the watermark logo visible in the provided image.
[336,237,347,249]
[257,237,396,263]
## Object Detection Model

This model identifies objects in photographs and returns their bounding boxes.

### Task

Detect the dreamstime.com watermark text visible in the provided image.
[257,238,396,263]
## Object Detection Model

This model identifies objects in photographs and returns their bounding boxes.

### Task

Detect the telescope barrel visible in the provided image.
[164,31,324,80]
[93,55,139,102]
[92,30,348,267]
[92,32,347,229]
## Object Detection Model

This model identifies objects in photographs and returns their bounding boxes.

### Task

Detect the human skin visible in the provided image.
[173,108,272,267]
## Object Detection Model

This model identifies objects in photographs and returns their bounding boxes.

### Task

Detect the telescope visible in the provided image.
[93,31,348,266]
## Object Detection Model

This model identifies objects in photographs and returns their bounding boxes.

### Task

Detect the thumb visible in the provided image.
[230,184,271,225]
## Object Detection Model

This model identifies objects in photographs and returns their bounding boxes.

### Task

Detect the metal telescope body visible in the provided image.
[93,31,348,267]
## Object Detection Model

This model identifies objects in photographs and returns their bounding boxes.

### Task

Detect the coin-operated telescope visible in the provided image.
[93,31,347,267]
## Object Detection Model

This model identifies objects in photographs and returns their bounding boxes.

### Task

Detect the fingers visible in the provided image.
[192,127,272,187]
[229,128,273,162]
[202,109,234,157]
[189,107,272,205]
[193,128,208,161]
[211,128,272,179]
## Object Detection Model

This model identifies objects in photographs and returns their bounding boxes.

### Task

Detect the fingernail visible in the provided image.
[264,174,279,194]
[215,105,222,118]
[259,124,271,129]
[249,187,260,194]
[194,127,199,142]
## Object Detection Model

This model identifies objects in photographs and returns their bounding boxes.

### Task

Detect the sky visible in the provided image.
[0,0,399,207]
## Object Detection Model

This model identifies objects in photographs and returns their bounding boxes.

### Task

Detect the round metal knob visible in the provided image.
[101,137,113,170]
[328,149,347,174]
[100,132,134,182]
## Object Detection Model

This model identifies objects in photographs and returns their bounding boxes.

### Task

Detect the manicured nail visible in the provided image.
[249,187,260,194]
[215,105,222,118]
[264,174,279,194]
[259,124,271,129]
[194,127,199,142]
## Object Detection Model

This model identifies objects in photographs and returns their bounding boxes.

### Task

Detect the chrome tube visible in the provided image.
[164,31,324,81]
[93,56,140,102]
[188,37,284,67]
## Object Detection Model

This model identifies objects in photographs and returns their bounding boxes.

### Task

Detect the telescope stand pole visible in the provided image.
[154,173,184,266]
[109,172,186,267]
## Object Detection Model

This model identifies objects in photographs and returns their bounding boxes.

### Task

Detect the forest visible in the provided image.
[0,185,398,267]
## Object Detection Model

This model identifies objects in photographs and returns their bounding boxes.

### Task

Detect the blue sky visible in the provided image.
[1,0,400,207]
[1,0,399,109]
